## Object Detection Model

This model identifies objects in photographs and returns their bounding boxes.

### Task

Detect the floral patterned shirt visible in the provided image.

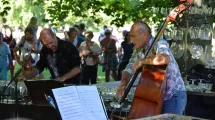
[123,37,186,100]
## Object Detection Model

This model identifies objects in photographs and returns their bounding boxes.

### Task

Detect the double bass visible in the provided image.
[112,0,192,119]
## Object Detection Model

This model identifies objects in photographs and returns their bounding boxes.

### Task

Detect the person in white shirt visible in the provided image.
[79,31,101,84]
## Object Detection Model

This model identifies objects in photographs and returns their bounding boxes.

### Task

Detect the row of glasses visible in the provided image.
[189,17,212,40]
[97,86,137,108]
[185,79,213,92]
[189,2,214,15]
[164,26,184,41]
[152,6,172,16]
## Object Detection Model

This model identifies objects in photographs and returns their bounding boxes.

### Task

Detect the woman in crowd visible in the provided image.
[119,31,134,62]
[117,31,134,80]
[100,29,118,82]
[79,31,101,84]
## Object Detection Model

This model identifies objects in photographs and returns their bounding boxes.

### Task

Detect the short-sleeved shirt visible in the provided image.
[36,38,81,84]
[123,37,186,100]
[0,42,11,68]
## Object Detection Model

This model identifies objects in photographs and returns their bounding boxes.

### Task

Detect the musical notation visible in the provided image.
[52,86,107,120]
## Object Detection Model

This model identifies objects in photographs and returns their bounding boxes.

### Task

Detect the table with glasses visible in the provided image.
[97,81,215,119]
[1,80,215,119]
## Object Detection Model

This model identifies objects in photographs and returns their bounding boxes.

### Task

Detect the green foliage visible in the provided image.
[42,0,174,27]
[0,0,10,23]
[0,0,46,28]
[0,0,176,29]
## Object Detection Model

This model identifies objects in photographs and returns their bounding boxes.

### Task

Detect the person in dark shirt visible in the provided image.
[19,29,81,84]
[120,31,134,61]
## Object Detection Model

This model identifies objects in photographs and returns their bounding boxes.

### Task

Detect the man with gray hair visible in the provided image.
[117,21,187,115]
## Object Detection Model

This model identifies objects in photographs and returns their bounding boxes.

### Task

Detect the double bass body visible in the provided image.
[128,64,167,119]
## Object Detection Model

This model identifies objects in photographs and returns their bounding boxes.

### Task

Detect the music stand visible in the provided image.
[24,80,64,105]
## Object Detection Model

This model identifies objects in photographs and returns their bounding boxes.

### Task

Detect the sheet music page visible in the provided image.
[76,86,107,120]
[52,86,87,120]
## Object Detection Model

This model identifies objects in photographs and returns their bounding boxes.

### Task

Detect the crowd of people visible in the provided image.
[0,16,134,85]
[0,16,187,115]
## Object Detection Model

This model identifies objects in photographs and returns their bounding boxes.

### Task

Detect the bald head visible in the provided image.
[132,21,151,35]
[40,29,55,38]
[39,29,58,52]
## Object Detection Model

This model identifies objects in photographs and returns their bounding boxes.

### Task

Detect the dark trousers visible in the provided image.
[81,64,98,85]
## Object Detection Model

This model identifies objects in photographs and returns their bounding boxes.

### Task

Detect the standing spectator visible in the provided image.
[117,31,134,80]
[118,31,134,61]
[100,29,118,82]
[3,27,17,78]
[0,32,12,80]
[79,31,101,85]
[67,27,85,48]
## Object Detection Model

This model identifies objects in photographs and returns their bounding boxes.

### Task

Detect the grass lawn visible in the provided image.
[9,64,114,83]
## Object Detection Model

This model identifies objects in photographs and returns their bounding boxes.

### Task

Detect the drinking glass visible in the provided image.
[189,25,199,40]
[204,45,215,68]
[189,5,195,14]
[160,7,167,16]
[164,28,172,41]
[199,19,212,40]
[189,42,203,59]
[170,41,184,59]
[110,96,121,108]
[190,79,197,91]
[152,6,159,13]
[173,27,183,40]
[205,83,213,93]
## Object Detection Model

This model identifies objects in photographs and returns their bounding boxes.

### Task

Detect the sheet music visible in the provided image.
[52,86,86,120]
[52,86,107,120]
[76,86,107,120]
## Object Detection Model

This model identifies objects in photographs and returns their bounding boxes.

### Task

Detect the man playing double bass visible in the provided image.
[117,21,187,114]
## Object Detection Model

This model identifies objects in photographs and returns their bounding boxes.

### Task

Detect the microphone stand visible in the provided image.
[0,64,23,118]
[80,56,87,85]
